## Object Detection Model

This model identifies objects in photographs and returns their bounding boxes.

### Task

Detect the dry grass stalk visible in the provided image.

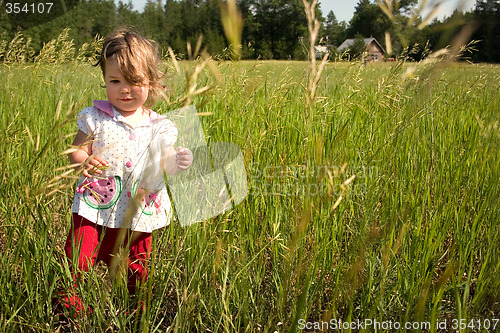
[166,44,221,107]
[185,51,218,106]
[76,34,103,63]
[302,0,328,106]
[2,31,34,64]
[220,0,243,60]
[35,28,75,64]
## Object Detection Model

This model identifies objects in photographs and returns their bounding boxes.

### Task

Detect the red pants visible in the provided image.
[60,214,151,312]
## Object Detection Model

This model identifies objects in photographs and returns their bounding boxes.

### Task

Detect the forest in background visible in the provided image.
[0,0,499,62]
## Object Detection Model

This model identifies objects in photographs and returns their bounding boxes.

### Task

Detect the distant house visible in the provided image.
[314,45,330,59]
[337,38,386,62]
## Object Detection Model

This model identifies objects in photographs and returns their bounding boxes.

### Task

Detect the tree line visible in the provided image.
[0,0,499,62]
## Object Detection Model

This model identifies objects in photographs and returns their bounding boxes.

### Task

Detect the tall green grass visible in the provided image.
[0,57,499,332]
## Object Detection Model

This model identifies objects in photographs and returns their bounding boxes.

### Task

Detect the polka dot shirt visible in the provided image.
[71,100,178,232]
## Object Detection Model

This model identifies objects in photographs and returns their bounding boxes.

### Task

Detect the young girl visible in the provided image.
[61,27,192,313]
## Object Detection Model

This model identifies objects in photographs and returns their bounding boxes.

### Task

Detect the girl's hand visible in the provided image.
[69,130,109,178]
[175,147,193,170]
[82,155,109,178]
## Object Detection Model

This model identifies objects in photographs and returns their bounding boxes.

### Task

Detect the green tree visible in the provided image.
[471,0,500,62]
[196,0,225,56]
[163,0,182,51]
[324,10,346,46]
[116,1,141,29]
[347,33,367,59]
[84,0,117,38]
[238,0,258,59]
[20,0,117,54]
[141,1,167,47]
[252,0,308,59]
[168,0,225,56]
[348,0,390,41]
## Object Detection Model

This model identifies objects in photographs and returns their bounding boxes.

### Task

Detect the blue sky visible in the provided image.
[126,0,476,24]
[318,0,475,22]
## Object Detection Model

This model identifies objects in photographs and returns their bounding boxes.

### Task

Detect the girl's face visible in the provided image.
[104,58,149,114]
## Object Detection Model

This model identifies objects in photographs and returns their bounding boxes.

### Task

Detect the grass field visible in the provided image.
[0,57,499,332]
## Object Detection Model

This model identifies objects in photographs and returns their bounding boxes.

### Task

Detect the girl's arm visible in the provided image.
[69,130,108,178]
[162,146,193,175]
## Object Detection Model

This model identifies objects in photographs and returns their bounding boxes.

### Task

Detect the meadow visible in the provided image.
[0,53,499,332]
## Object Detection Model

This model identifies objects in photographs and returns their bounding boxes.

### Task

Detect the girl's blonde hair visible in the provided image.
[96,27,164,106]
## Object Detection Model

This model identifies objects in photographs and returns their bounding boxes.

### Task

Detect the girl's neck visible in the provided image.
[116,106,149,126]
